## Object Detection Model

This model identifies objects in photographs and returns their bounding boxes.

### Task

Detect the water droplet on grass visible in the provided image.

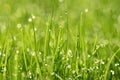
[101,61,105,65]
[29,72,33,79]
[110,70,115,75]
[21,72,25,78]
[32,15,36,19]
[13,36,17,41]
[27,48,30,52]
[30,75,32,79]
[88,54,90,58]
[2,66,7,72]
[0,51,2,56]
[72,70,75,74]
[17,23,22,29]
[16,50,19,54]
[28,18,32,22]
[85,9,88,13]
[115,63,119,67]
[49,29,51,32]
[45,64,48,67]
[51,72,55,75]
[96,66,99,69]
[38,52,42,55]
[62,56,65,60]
[59,0,63,3]
[31,51,35,56]
[3,54,6,57]
[68,78,72,80]
[19,67,22,70]
[67,58,69,61]
[67,65,71,69]
[68,49,73,58]
[34,27,37,32]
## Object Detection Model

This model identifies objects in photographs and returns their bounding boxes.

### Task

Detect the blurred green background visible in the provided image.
[0,0,120,37]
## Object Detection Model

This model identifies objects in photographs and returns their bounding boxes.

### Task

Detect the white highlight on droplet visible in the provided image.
[27,48,30,52]
[3,54,5,57]
[2,67,7,72]
[115,63,119,67]
[34,27,37,32]
[110,70,115,75]
[68,49,73,57]
[28,18,32,22]
[59,0,63,3]
[31,51,35,56]
[32,15,36,19]
[0,51,1,56]
[67,65,71,69]
[13,36,16,41]
[17,23,22,29]
[16,50,19,54]
[101,61,105,65]
[85,9,88,13]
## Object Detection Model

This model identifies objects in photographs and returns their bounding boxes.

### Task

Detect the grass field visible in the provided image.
[0,0,120,80]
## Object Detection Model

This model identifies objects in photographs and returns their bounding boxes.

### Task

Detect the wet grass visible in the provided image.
[0,0,120,80]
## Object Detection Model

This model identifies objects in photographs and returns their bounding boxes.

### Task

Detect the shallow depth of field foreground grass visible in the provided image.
[0,0,120,80]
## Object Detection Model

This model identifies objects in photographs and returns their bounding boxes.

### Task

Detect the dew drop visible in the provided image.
[45,63,48,67]
[68,49,73,58]
[3,54,6,57]
[17,23,22,29]
[28,18,32,22]
[34,27,37,32]
[21,72,25,78]
[0,51,2,56]
[13,36,17,41]
[2,66,7,72]
[115,63,119,67]
[27,48,30,52]
[16,50,19,54]
[51,72,55,75]
[88,54,90,58]
[101,61,105,65]
[110,70,115,75]
[67,65,71,69]
[59,0,63,3]
[31,51,35,56]
[32,15,36,19]
[85,9,88,13]
[38,52,42,55]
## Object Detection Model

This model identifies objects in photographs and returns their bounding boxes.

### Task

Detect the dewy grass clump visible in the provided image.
[0,0,120,80]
